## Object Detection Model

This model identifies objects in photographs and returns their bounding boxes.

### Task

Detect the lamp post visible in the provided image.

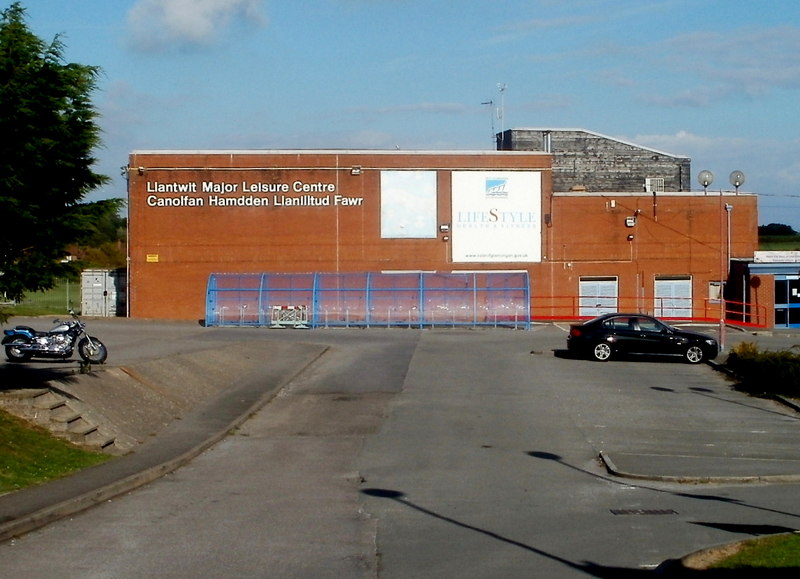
[730,170,745,192]
[698,170,714,193]
[698,169,745,352]
[728,171,745,270]
[725,203,733,269]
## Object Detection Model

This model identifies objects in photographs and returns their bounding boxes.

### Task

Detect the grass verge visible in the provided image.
[711,533,800,570]
[0,408,111,494]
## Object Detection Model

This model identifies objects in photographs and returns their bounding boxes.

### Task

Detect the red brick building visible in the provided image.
[127,149,760,325]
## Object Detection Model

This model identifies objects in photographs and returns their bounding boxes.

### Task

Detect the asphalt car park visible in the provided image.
[1,321,799,577]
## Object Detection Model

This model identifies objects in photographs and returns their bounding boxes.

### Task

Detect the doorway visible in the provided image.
[774,275,800,328]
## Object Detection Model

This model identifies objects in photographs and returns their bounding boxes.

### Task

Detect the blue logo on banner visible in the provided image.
[486,178,508,198]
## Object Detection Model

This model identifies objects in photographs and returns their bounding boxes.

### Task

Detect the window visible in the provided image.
[606,316,634,330]
[636,316,663,332]
[708,281,724,302]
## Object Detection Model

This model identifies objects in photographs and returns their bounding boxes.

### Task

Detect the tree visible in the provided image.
[758,223,798,236]
[0,2,114,314]
[66,198,127,269]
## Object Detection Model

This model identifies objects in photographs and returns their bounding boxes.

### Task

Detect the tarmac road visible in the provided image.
[0,321,799,577]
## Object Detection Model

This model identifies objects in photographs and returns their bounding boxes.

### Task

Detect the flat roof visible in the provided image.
[130,149,549,156]
[553,190,755,197]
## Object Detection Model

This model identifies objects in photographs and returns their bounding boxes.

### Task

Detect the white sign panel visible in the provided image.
[451,171,541,263]
[754,251,800,263]
[380,171,437,238]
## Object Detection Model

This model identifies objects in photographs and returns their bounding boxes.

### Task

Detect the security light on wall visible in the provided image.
[439,224,450,233]
[351,166,362,175]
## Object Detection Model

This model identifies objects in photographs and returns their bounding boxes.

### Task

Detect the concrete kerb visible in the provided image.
[597,450,800,486]
[598,368,800,485]
[595,355,800,486]
[0,344,330,544]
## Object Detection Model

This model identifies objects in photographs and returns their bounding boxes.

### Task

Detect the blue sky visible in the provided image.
[16,0,800,228]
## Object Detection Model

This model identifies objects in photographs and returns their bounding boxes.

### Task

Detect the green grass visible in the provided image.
[1,278,80,318]
[0,408,111,493]
[759,235,800,251]
[711,533,800,569]
[1,304,74,317]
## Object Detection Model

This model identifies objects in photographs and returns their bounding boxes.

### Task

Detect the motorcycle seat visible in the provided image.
[10,326,43,336]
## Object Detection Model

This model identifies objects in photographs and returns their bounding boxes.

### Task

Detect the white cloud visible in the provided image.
[127,0,266,51]
[647,26,800,106]
[630,130,749,159]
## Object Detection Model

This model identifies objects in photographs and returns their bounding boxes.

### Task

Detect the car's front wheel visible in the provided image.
[592,342,612,362]
[684,345,705,364]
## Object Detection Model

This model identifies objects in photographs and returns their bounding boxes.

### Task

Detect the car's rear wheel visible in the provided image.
[685,345,704,364]
[592,342,612,362]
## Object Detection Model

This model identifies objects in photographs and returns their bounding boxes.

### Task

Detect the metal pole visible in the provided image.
[719,189,726,350]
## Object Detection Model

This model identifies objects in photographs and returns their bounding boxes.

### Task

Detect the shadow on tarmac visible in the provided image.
[0,362,83,391]
[525,451,800,524]
[361,486,799,577]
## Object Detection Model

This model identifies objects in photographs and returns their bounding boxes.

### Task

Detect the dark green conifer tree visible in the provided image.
[0,2,110,310]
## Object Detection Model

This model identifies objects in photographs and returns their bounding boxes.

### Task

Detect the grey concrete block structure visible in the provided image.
[498,128,691,193]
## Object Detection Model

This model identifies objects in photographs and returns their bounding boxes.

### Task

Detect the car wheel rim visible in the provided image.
[686,347,703,363]
[594,343,611,361]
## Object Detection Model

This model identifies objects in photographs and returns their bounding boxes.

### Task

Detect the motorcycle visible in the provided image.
[2,310,108,364]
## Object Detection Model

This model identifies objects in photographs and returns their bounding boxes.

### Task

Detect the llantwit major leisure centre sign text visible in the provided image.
[144,180,364,207]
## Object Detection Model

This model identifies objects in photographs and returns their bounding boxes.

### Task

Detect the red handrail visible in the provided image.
[530,295,767,327]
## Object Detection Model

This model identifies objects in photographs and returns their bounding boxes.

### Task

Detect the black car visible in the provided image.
[566,313,719,363]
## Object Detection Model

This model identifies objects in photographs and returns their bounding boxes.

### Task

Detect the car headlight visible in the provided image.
[705,339,717,346]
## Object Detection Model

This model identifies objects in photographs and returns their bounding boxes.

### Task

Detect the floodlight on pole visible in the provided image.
[698,170,714,192]
[729,170,745,192]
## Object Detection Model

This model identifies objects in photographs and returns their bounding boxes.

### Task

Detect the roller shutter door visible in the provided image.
[654,277,691,318]
[579,277,618,317]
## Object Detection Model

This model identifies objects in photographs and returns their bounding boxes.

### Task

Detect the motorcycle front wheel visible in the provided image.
[78,336,108,364]
[5,337,32,362]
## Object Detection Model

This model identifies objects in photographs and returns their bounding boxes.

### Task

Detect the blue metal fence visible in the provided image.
[205,271,531,329]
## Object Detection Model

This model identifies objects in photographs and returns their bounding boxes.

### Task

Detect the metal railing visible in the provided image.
[530,295,768,328]
[206,278,767,330]
[2,278,77,312]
